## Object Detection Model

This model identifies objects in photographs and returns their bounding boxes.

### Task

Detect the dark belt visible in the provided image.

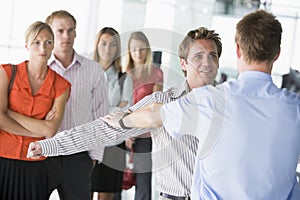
[160,192,190,200]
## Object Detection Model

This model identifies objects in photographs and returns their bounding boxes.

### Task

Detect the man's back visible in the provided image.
[190,71,300,199]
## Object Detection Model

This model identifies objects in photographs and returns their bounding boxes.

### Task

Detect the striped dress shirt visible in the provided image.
[48,51,109,161]
[39,81,198,197]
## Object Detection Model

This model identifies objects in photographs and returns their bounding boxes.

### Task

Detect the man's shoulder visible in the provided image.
[144,86,187,104]
[79,55,101,68]
[77,55,104,74]
[164,86,187,99]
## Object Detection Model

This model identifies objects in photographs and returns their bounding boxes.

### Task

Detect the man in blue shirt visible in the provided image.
[111,9,300,199]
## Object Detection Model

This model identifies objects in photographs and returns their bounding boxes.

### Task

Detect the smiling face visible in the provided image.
[26,29,54,64]
[181,39,219,89]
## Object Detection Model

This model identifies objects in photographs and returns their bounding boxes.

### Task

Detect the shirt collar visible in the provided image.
[38,68,56,96]
[238,71,273,82]
[170,80,190,99]
[18,61,56,96]
[49,51,84,69]
[106,65,117,74]
[18,61,30,89]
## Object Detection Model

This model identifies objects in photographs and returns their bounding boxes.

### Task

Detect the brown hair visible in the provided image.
[45,10,77,27]
[178,27,222,76]
[178,27,222,61]
[93,27,122,72]
[235,9,282,64]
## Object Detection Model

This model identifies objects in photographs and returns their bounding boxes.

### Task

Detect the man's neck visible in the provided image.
[53,49,74,68]
[238,57,273,75]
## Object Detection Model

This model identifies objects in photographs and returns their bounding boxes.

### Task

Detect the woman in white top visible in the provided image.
[91,27,133,200]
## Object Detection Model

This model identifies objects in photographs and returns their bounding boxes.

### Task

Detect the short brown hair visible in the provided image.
[178,27,222,61]
[235,9,282,64]
[45,10,77,27]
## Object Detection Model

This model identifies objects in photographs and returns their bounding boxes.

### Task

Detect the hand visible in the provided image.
[125,138,135,149]
[118,101,128,108]
[27,142,43,159]
[45,107,56,120]
[100,112,125,128]
[92,160,97,167]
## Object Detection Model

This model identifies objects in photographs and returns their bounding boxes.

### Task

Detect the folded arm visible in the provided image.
[7,89,69,138]
[0,68,34,137]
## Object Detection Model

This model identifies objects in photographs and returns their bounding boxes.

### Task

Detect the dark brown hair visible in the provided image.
[235,9,282,64]
[178,27,222,61]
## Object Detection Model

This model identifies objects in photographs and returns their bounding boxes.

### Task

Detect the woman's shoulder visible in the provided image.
[49,68,71,87]
[151,64,163,74]
[1,61,26,76]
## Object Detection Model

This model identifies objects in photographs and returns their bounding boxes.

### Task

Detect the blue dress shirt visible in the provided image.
[161,71,300,200]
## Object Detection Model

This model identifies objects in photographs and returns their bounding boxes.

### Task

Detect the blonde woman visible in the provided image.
[0,21,70,200]
[124,31,163,200]
[91,27,133,200]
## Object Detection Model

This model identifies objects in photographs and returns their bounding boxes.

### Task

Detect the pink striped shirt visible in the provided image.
[48,51,108,161]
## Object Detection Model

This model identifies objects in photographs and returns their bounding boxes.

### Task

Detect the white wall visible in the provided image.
[0,0,299,87]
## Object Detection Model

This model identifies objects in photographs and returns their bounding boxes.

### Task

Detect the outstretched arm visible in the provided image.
[101,103,163,129]
[27,117,151,159]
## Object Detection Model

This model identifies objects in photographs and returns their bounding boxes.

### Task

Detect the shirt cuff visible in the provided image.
[39,138,59,157]
[88,147,105,163]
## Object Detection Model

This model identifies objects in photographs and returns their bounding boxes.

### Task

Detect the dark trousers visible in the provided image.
[113,192,122,200]
[133,137,152,200]
[47,152,93,200]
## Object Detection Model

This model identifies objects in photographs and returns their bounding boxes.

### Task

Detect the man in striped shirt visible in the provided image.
[28,27,222,200]
[45,10,108,200]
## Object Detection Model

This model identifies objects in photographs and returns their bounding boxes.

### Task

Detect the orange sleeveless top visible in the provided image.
[0,61,71,161]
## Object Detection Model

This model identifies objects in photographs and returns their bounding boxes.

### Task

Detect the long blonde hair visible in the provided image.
[124,31,152,79]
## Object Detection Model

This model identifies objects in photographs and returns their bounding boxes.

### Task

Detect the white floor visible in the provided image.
[49,177,159,200]
[48,163,300,200]
[49,188,136,200]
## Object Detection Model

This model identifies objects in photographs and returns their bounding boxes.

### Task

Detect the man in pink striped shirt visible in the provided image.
[45,10,109,200]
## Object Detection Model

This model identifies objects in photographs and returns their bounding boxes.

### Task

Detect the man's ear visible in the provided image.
[236,42,241,58]
[273,48,280,61]
[180,58,187,71]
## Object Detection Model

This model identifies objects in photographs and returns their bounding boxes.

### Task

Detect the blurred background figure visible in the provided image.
[124,31,163,200]
[91,27,133,200]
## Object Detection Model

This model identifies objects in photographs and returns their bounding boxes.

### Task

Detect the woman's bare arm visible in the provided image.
[7,89,69,138]
[0,67,35,137]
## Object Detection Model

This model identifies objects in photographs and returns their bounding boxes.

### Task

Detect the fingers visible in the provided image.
[27,142,42,159]
[100,116,117,127]
[125,138,135,149]
[45,107,56,120]
[100,114,113,120]
[100,112,125,128]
